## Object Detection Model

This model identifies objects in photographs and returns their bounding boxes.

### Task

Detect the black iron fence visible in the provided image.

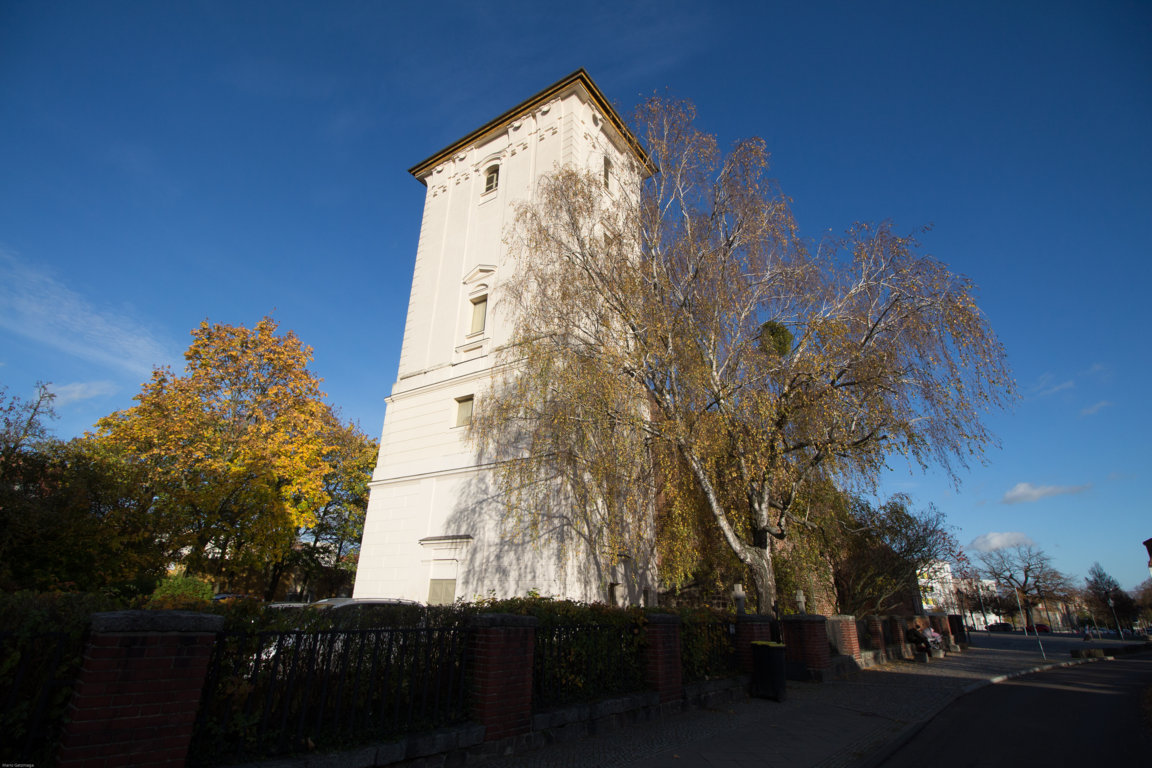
[0,631,86,764]
[189,626,469,766]
[679,620,738,682]
[532,623,646,709]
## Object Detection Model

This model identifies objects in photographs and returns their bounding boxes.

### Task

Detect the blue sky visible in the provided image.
[2,1,1149,589]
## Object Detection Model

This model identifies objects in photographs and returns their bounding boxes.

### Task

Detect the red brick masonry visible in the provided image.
[468,613,538,741]
[780,615,831,673]
[734,615,776,674]
[644,614,683,703]
[57,610,224,768]
[825,615,861,660]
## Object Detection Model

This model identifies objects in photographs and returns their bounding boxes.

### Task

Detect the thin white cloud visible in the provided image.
[1080,400,1111,416]
[1085,362,1112,382]
[970,532,1035,552]
[0,250,177,378]
[48,381,119,407]
[1001,481,1091,504]
[1038,380,1074,397]
[1025,372,1075,399]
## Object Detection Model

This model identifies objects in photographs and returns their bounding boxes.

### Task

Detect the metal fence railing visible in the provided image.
[0,631,86,765]
[679,620,738,683]
[189,626,469,766]
[532,623,646,710]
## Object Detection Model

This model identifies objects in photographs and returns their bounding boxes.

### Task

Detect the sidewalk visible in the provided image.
[478,639,1100,768]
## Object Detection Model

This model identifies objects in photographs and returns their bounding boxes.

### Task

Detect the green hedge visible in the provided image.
[0,591,128,764]
[677,606,738,683]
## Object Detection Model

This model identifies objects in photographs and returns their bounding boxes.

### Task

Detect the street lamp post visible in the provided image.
[1107,591,1123,639]
[1013,587,1045,659]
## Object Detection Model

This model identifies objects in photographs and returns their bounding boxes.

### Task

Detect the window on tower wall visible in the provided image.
[484,165,499,193]
[455,395,474,428]
[603,156,611,188]
[428,579,456,605]
[469,294,487,335]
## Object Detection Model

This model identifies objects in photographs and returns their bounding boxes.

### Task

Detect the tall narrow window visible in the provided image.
[603,156,611,188]
[455,395,474,427]
[484,165,499,193]
[469,295,487,335]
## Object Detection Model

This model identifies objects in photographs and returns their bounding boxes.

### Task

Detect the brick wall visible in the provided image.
[468,614,538,741]
[825,615,860,660]
[780,615,831,674]
[887,616,912,660]
[865,615,887,656]
[56,610,223,768]
[643,614,682,704]
[734,615,776,674]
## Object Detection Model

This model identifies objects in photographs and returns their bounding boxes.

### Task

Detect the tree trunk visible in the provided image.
[748,546,778,615]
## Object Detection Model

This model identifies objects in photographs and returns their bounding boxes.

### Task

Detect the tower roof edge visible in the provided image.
[407,68,653,184]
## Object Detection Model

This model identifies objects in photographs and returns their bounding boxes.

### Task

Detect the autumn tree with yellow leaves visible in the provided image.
[473,97,1014,613]
[97,317,376,598]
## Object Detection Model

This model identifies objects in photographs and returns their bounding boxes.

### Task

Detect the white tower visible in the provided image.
[354,71,655,605]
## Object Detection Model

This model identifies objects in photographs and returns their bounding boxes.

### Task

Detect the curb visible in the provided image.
[853,656,1105,768]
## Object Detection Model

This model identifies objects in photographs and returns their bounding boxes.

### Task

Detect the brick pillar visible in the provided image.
[887,616,911,660]
[734,615,777,674]
[825,615,860,660]
[865,615,886,657]
[642,614,683,704]
[779,615,831,678]
[469,614,537,742]
[57,610,224,768]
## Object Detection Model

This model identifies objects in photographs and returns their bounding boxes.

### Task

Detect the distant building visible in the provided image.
[917,560,960,615]
[353,71,657,606]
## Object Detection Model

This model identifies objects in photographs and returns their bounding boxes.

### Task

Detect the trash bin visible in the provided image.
[751,641,786,701]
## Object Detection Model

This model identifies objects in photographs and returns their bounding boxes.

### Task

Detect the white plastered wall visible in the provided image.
[354,80,655,605]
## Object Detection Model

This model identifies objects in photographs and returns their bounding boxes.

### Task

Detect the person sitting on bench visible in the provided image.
[905,625,931,654]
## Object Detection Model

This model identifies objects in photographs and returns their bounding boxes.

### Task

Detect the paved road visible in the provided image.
[878,651,1152,766]
[476,633,1149,768]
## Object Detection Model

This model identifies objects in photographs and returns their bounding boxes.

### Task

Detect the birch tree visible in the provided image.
[474,97,1014,612]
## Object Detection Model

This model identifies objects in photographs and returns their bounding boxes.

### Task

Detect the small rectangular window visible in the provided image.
[469,295,487,335]
[455,396,474,427]
[603,156,611,188]
[428,579,456,606]
[484,165,499,193]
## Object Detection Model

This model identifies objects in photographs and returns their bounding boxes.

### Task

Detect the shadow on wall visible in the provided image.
[444,463,656,605]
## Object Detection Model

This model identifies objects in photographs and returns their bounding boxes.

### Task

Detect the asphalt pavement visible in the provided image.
[877,650,1152,766]
[478,632,1150,768]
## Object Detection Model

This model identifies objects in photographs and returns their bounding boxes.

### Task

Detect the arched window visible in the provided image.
[484,165,499,193]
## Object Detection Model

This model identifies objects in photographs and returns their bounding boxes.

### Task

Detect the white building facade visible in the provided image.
[353,71,656,606]
[917,561,960,615]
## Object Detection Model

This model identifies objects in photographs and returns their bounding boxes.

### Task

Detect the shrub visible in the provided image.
[0,590,126,639]
[0,591,127,764]
[678,606,738,682]
[147,574,214,610]
[466,596,648,707]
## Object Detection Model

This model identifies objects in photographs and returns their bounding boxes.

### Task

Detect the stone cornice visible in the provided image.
[408,69,653,183]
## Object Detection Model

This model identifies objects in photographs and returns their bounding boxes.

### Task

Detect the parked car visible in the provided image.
[1026,623,1051,633]
[986,622,1014,632]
